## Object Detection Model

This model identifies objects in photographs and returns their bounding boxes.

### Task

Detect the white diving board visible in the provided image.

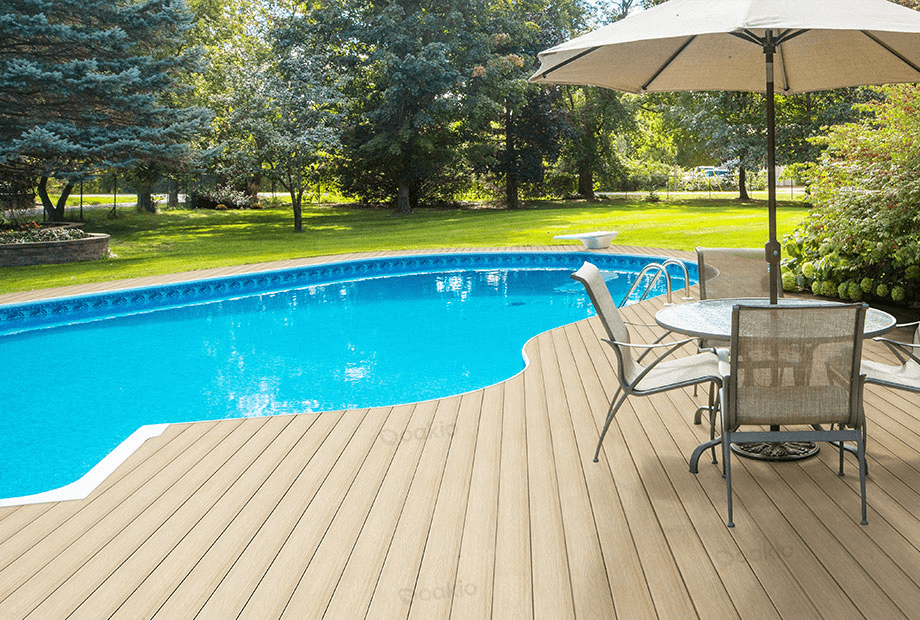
[553,230,618,249]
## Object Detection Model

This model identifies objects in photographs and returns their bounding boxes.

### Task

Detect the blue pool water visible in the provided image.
[0,252,693,500]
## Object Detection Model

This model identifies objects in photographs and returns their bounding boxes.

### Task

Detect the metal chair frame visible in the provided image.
[697,304,869,527]
[571,262,722,463]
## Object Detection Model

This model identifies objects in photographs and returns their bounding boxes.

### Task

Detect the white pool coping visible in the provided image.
[0,423,170,507]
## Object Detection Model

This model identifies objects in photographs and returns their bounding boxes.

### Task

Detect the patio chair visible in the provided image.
[571,262,723,463]
[861,321,920,394]
[696,247,783,301]
[715,303,869,527]
[692,247,784,414]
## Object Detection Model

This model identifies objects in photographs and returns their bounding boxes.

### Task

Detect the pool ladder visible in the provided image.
[619,259,693,307]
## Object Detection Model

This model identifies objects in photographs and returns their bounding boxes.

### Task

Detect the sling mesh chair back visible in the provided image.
[720,303,869,527]
[693,247,785,419]
[571,262,722,463]
[862,321,920,393]
[696,247,783,301]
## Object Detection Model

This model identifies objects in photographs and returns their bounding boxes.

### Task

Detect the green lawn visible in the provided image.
[1,193,810,295]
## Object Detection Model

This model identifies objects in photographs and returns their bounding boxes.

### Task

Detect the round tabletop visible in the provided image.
[655,298,897,340]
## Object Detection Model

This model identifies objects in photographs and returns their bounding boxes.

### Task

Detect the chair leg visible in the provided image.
[858,430,868,526]
[723,428,734,528]
[693,382,707,424]
[593,389,628,463]
[708,383,719,464]
[838,424,845,477]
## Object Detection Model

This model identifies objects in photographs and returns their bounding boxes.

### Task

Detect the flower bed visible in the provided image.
[0,224,89,244]
[0,225,110,267]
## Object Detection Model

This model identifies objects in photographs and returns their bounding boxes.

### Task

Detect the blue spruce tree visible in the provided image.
[0,0,210,220]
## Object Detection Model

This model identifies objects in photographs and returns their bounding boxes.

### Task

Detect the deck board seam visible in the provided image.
[126,413,328,620]
[63,415,301,620]
[569,317,658,617]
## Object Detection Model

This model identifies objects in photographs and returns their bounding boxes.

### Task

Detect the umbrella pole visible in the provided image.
[764,31,781,305]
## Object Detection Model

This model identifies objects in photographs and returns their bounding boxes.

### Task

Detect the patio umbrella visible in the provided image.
[531,0,920,303]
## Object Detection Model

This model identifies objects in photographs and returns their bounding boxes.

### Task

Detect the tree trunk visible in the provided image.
[396,179,412,213]
[290,190,303,231]
[738,166,750,200]
[504,103,519,210]
[136,192,155,213]
[246,174,262,202]
[577,162,596,201]
[167,177,179,207]
[37,177,74,221]
[136,182,156,213]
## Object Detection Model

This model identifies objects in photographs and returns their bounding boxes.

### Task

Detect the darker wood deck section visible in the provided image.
[2,247,919,619]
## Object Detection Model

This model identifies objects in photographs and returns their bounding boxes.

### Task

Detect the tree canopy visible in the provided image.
[0,0,210,220]
[1,0,904,241]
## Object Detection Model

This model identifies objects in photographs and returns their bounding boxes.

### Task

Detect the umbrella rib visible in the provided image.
[641,36,696,91]
[538,46,601,79]
[732,30,763,47]
[775,29,809,46]
[732,29,808,49]
[861,30,920,75]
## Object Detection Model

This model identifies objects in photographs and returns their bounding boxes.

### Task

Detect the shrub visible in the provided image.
[189,186,252,210]
[782,85,920,307]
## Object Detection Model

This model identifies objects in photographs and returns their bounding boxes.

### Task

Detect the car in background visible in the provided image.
[694,166,730,178]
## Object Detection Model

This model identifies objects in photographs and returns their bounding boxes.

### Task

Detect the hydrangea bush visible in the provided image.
[782,85,920,307]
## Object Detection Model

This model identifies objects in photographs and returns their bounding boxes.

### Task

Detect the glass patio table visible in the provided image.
[656,298,896,461]
[656,298,896,341]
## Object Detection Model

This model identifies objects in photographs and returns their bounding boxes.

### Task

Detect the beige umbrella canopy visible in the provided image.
[531,0,920,303]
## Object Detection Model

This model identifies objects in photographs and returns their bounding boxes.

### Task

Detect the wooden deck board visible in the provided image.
[2,247,920,619]
[524,337,577,620]
[538,329,615,620]
[68,413,323,619]
[405,391,484,620]
[362,397,462,619]
[491,374,533,620]
[451,385,503,620]
[321,401,437,619]
[30,415,298,620]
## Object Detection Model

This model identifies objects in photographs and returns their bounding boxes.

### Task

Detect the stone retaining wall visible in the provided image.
[0,233,110,267]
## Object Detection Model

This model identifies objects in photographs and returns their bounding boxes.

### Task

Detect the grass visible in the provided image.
[0,193,810,295]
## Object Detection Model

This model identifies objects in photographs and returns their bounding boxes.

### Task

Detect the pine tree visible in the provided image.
[0,0,210,220]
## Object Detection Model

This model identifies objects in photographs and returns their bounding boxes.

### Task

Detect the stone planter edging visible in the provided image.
[0,233,110,267]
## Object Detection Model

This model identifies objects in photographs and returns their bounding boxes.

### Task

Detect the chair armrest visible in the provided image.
[872,336,920,366]
[623,320,663,329]
[620,321,673,364]
[604,337,695,350]
[604,337,718,388]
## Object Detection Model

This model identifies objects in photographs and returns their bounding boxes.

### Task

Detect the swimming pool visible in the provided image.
[0,252,694,502]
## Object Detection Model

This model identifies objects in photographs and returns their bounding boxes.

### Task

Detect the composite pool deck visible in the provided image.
[1,246,920,619]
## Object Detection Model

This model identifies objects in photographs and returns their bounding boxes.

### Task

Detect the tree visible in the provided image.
[556,86,632,200]
[680,91,767,199]
[184,0,274,201]
[289,0,478,213]
[0,0,210,220]
[774,89,879,165]
[259,22,343,231]
[465,0,586,208]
